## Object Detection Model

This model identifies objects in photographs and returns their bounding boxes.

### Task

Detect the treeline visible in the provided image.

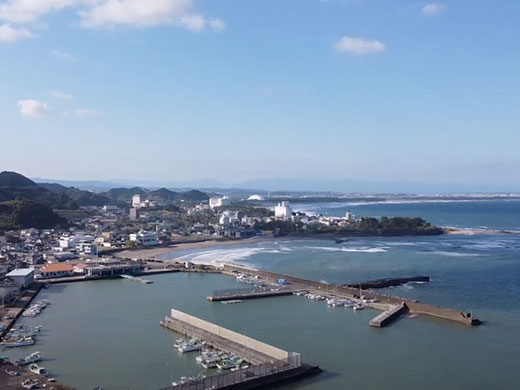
[0,199,68,231]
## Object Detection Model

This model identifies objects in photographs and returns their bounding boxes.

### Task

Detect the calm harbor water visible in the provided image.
[6,200,520,390]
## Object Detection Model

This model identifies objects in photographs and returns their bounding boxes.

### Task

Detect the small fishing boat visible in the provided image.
[16,351,41,366]
[0,336,35,348]
[21,378,41,389]
[353,303,365,311]
[5,368,20,376]
[28,363,47,376]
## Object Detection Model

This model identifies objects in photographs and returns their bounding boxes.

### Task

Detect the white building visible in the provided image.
[247,194,265,201]
[76,242,98,255]
[275,201,292,220]
[102,205,119,212]
[219,211,240,226]
[345,211,355,222]
[6,268,34,288]
[209,196,231,209]
[129,231,159,246]
[59,235,94,249]
[132,194,142,208]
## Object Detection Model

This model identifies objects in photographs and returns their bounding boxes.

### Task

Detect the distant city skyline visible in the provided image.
[1,1,519,191]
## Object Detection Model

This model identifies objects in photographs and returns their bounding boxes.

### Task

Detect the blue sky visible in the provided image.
[0,0,519,191]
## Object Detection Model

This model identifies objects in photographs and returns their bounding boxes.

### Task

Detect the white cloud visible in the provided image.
[75,108,101,116]
[334,36,386,55]
[18,99,50,117]
[0,23,33,42]
[51,90,73,99]
[51,49,78,62]
[422,3,446,16]
[0,0,224,33]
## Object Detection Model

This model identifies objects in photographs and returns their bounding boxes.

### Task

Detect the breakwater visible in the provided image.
[221,264,480,326]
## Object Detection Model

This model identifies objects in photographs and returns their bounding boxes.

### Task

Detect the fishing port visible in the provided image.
[160,308,321,389]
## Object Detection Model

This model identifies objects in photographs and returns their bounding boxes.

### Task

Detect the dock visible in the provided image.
[369,303,408,327]
[221,264,480,327]
[207,288,296,302]
[160,308,320,389]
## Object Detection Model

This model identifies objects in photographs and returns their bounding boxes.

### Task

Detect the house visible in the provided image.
[275,201,292,219]
[129,231,159,246]
[40,263,75,278]
[5,268,35,288]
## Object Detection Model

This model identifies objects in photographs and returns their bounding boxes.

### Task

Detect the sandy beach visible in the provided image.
[117,236,280,260]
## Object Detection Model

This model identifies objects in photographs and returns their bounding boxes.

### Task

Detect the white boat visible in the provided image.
[16,352,41,366]
[20,378,41,389]
[178,343,202,353]
[28,363,47,376]
[353,303,365,311]
[0,336,35,347]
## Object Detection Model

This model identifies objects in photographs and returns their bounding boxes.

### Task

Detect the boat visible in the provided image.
[0,337,35,347]
[178,343,203,353]
[28,363,47,376]
[16,352,41,366]
[353,303,365,311]
[5,368,20,376]
[222,299,242,304]
[21,378,41,389]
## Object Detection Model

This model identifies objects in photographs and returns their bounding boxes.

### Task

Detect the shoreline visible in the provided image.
[116,228,515,263]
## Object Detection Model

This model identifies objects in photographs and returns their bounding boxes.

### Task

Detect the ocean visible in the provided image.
[7,200,520,389]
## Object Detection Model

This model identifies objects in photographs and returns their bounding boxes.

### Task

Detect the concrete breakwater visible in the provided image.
[160,308,320,389]
[346,275,430,289]
[221,264,480,326]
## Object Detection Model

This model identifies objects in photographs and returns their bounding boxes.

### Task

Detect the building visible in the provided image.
[275,201,292,220]
[102,205,119,212]
[247,194,265,201]
[40,263,75,278]
[132,194,142,208]
[5,268,35,288]
[345,211,354,222]
[59,235,94,249]
[219,210,240,226]
[129,231,159,246]
[76,242,98,255]
[129,207,140,220]
[209,196,231,209]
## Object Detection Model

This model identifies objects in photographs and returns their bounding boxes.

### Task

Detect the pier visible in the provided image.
[160,308,320,389]
[207,288,296,302]
[221,264,480,327]
[369,303,408,327]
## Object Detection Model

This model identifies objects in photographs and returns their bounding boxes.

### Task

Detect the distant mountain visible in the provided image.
[0,171,36,188]
[105,187,147,202]
[150,188,177,201]
[175,189,209,202]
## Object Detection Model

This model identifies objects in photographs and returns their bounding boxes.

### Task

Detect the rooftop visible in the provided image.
[41,263,74,273]
[6,268,35,277]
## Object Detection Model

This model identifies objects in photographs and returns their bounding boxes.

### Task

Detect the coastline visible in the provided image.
[116,228,514,262]
[117,236,281,260]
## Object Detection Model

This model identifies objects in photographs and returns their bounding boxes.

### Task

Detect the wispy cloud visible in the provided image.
[422,3,446,16]
[51,49,78,62]
[51,90,73,99]
[0,23,33,42]
[334,36,386,55]
[75,108,101,117]
[18,99,50,117]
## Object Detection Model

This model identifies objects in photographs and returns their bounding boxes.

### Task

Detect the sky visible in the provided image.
[0,0,519,192]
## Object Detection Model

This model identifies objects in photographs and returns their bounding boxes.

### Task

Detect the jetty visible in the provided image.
[207,288,296,302]
[160,308,320,389]
[220,264,480,327]
[369,303,408,327]
[346,275,430,289]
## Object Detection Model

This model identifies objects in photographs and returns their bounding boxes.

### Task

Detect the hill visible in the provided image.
[0,199,67,231]
[0,171,37,188]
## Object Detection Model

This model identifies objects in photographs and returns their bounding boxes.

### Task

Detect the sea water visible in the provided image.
[7,200,520,389]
